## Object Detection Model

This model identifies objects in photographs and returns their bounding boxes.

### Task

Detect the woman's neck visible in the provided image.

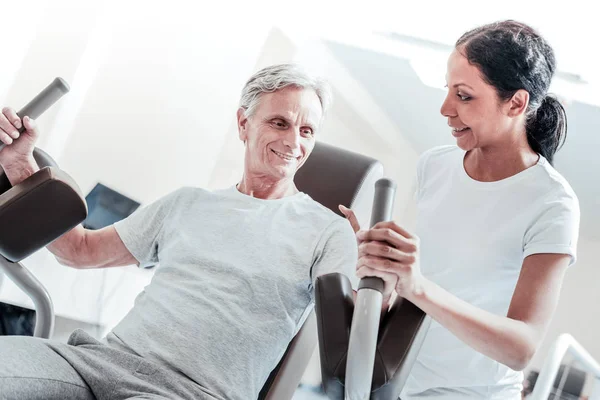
[464,142,540,182]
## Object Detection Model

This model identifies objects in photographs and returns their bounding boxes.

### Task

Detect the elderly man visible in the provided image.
[0,64,394,400]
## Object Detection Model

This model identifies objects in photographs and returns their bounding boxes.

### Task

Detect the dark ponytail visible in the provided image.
[525,95,567,165]
[456,20,567,165]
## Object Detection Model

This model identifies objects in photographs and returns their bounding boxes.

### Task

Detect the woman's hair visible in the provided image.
[456,20,567,165]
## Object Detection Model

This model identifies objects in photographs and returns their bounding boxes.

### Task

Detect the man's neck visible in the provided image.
[237,174,298,200]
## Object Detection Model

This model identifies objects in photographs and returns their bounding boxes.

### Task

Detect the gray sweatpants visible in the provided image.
[0,329,217,400]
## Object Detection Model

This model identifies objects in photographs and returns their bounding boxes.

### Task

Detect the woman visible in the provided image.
[340,20,580,399]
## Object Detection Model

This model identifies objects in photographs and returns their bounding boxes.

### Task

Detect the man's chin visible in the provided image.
[270,165,298,180]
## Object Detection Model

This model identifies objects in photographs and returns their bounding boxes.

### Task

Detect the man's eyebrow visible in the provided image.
[266,114,292,122]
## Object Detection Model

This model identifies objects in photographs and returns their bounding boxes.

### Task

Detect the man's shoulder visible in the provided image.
[170,186,212,200]
[297,193,344,223]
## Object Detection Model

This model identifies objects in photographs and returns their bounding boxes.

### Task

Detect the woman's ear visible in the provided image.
[507,89,530,117]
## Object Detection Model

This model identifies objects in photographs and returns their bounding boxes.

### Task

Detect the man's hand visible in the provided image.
[339,205,398,302]
[0,106,39,167]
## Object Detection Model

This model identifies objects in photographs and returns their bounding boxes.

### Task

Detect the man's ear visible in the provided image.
[507,89,529,118]
[237,108,248,142]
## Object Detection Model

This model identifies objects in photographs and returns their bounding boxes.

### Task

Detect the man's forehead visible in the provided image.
[260,89,322,120]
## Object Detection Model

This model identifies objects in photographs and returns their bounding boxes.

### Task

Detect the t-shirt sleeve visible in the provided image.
[522,190,580,266]
[114,188,183,268]
[310,217,359,289]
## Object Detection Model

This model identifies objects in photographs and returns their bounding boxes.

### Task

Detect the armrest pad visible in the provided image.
[0,167,87,262]
[371,298,431,400]
[315,273,431,400]
[315,273,354,400]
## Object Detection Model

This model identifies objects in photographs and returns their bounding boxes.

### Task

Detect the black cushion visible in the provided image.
[0,149,87,262]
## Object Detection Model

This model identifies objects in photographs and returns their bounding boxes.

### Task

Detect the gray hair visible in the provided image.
[239,64,332,121]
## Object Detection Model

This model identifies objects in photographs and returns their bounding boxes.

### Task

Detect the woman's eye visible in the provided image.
[457,93,472,101]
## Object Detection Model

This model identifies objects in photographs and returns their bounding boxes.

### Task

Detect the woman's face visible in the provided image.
[440,49,520,151]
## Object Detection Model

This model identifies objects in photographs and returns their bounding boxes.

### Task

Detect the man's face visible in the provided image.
[237,86,322,181]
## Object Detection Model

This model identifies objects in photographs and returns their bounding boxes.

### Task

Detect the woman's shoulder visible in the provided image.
[417,145,462,175]
[534,157,579,204]
[421,144,461,158]
[419,145,461,165]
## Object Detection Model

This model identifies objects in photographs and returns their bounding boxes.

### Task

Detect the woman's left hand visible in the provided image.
[356,221,424,299]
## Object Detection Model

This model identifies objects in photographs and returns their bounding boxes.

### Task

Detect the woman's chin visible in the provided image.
[455,136,476,152]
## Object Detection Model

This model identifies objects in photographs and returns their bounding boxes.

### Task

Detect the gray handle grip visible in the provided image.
[370,178,397,228]
[0,77,70,151]
[360,178,398,293]
[16,77,70,133]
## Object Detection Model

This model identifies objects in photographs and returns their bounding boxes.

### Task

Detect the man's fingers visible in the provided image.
[0,131,13,145]
[0,113,18,141]
[2,107,22,130]
[22,116,37,135]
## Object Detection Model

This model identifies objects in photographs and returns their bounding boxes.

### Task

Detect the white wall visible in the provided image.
[52,5,273,204]
[2,0,102,150]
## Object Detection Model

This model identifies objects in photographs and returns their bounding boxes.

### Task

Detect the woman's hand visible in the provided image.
[339,205,398,301]
[356,221,424,299]
[340,205,424,299]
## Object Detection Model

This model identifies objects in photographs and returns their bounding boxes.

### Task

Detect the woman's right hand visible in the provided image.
[0,106,39,167]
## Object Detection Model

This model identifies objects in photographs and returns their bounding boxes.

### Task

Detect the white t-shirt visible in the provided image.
[401,146,580,399]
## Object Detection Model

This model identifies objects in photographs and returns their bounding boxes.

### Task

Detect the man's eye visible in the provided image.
[302,128,314,136]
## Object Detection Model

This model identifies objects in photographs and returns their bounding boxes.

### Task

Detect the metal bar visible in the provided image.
[530,333,600,399]
[0,256,54,338]
[345,178,397,400]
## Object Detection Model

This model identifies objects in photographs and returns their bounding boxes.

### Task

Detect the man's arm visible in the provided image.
[2,147,137,270]
[48,225,138,269]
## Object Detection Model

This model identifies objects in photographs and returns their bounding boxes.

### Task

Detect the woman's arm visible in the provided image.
[356,221,570,371]
[407,253,569,371]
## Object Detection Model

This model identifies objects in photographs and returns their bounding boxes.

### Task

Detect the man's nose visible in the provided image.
[282,127,301,150]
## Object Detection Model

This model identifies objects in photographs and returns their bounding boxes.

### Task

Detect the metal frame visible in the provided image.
[0,256,54,338]
[530,333,600,399]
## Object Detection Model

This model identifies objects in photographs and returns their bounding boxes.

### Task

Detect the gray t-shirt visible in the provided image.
[109,186,358,400]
